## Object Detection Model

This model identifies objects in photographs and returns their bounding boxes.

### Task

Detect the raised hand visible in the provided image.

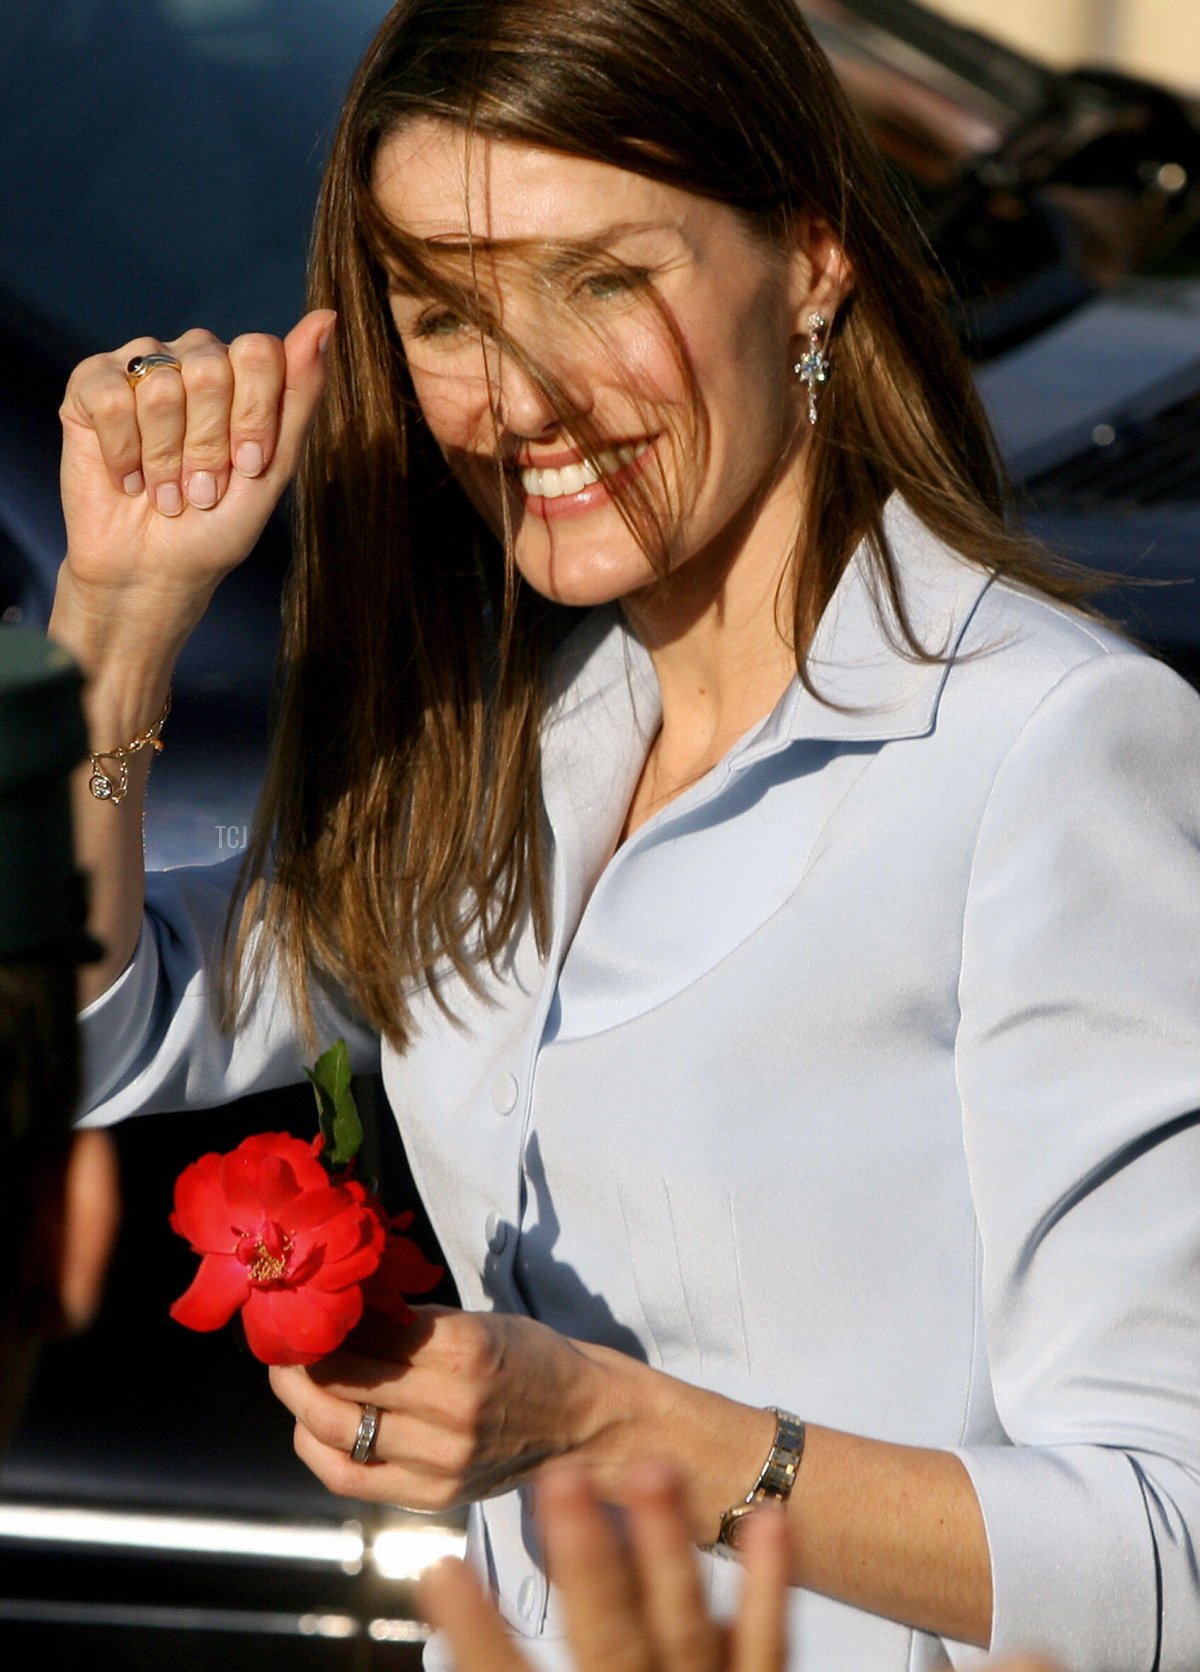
[57,309,334,646]
[50,306,336,1006]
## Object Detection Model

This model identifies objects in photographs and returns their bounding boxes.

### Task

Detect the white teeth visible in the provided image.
[519,439,651,499]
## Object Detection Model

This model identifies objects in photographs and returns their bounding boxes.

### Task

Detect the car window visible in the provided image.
[0,0,388,350]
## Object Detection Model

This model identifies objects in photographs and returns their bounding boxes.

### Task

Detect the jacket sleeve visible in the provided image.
[951,650,1200,1672]
[77,856,379,1126]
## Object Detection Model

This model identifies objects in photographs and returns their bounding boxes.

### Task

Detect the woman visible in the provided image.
[55,1,1200,1669]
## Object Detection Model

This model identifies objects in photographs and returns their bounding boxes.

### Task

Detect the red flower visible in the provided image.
[168,1131,440,1366]
[362,1208,446,1326]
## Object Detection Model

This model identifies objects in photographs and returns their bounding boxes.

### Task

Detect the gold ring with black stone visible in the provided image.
[125,352,183,388]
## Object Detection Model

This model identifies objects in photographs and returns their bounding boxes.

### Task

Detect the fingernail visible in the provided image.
[187,471,218,509]
[318,317,336,356]
[123,470,145,496]
[155,481,183,517]
[235,441,265,477]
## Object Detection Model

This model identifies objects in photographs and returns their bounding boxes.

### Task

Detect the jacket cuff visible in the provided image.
[945,1442,1157,1671]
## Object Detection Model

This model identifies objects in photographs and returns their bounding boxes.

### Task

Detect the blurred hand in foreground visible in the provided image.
[423,1457,788,1672]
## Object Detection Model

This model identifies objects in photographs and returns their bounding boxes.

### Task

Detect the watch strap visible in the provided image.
[708,1407,806,1555]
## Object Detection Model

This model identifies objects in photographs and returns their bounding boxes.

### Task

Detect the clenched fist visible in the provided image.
[57,308,334,651]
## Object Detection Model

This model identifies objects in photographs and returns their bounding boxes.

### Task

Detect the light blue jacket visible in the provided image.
[81,497,1200,1671]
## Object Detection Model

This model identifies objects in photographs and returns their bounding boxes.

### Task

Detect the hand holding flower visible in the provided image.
[269,1305,616,1507]
[268,1304,772,1526]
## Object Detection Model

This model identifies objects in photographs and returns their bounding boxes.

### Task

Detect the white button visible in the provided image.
[485,1211,508,1253]
[491,1072,519,1115]
[517,1575,540,1621]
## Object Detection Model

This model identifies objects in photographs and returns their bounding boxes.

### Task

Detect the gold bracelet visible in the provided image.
[88,691,171,806]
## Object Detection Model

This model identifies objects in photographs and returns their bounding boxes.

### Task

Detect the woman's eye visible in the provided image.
[411,308,470,342]
[577,267,651,302]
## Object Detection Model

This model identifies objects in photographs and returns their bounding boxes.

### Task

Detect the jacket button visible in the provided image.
[491,1072,519,1115]
[485,1211,508,1253]
[517,1574,540,1621]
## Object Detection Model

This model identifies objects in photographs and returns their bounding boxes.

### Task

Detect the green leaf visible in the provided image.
[304,1038,363,1169]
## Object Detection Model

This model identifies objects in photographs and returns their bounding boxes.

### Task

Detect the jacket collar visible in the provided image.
[543,494,995,759]
[746,494,995,755]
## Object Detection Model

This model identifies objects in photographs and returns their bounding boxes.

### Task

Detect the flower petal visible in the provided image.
[249,1284,366,1364]
[169,1254,250,1332]
[277,1185,359,1239]
[295,1201,383,1268]
[220,1147,300,1219]
[367,1294,417,1328]
[361,1234,444,1316]
[308,1235,385,1292]
[239,1291,299,1365]
[171,1153,239,1252]
[240,1132,329,1191]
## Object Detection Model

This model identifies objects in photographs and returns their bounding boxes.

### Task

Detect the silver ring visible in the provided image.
[125,352,183,388]
[350,1402,380,1464]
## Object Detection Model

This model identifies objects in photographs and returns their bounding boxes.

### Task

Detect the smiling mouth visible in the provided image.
[516,439,654,501]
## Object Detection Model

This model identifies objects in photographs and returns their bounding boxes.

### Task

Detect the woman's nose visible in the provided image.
[488,345,590,438]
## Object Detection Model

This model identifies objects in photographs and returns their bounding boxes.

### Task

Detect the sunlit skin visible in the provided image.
[375,122,850,828]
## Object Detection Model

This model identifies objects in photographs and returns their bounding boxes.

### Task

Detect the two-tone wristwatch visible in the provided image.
[706,1407,806,1556]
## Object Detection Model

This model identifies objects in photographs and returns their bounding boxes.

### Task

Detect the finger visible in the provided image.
[729,1505,789,1672]
[420,1557,534,1672]
[269,1363,473,1479]
[290,1413,466,1511]
[624,1461,722,1672]
[312,1358,498,1450]
[537,1461,653,1672]
[269,1362,368,1439]
[228,331,287,478]
[63,354,146,497]
[125,337,187,517]
[271,1357,407,1427]
[173,330,235,511]
[267,1364,404,1457]
[270,309,337,481]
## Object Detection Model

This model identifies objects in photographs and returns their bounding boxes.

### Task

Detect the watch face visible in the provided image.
[714,1499,760,1556]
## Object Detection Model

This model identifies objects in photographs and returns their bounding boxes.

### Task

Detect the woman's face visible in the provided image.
[374,120,838,610]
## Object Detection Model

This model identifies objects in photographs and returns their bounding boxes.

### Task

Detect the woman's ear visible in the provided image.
[786,215,853,333]
[56,1130,121,1334]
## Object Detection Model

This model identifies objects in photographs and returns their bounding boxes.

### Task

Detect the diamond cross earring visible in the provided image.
[793,313,830,426]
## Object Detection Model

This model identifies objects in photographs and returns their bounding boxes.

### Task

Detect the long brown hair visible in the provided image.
[224,0,1095,1051]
